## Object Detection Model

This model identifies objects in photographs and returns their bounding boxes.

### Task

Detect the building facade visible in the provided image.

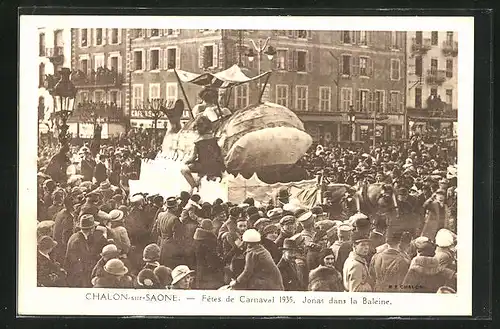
[38,27,72,138]
[69,28,128,138]
[128,29,406,143]
[406,31,458,140]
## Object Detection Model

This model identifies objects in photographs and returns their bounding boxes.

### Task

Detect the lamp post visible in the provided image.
[51,67,76,151]
[347,106,356,145]
[245,37,276,90]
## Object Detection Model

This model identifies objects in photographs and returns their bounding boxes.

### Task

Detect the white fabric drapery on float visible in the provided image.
[172,64,270,89]
[129,159,318,205]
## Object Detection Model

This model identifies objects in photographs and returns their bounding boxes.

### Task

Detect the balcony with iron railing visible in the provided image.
[425,69,447,85]
[70,67,123,88]
[411,37,432,55]
[442,40,458,57]
[45,46,65,65]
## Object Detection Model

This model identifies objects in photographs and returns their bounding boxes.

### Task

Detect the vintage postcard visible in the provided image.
[18,15,474,316]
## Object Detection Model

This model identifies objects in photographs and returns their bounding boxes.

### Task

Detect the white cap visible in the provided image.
[242,229,261,243]
[435,229,455,248]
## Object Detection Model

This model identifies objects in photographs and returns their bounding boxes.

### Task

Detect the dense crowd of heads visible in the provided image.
[36,132,457,293]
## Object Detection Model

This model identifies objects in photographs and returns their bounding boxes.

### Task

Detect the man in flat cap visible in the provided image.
[330,223,353,273]
[275,215,297,249]
[342,231,374,292]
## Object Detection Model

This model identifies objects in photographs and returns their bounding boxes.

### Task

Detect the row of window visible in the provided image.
[415,31,455,46]
[79,28,122,47]
[79,53,122,74]
[39,30,64,56]
[414,87,454,109]
[132,47,181,71]
[234,84,405,113]
[133,29,181,39]
[413,56,454,78]
[132,84,178,108]
[340,31,405,50]
[78,90,122,106]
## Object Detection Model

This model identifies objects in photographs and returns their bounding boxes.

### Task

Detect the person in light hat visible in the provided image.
[401,236,456,293]
[107,209,131,255]
[93,258,134,288]
[91,244,120,279]
[65,213,108,287]
[170,265,196,290]
[434,228,457,272]
[342,231,373,292]
[230,229,284,290]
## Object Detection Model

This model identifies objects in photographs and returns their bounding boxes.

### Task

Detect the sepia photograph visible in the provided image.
[18,15,474,316]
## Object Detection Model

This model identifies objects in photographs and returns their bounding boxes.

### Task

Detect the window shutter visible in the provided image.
[307,51,313,72]
[352,56,360,76]
[141,50,146,71]
[307,30,312,39]
[369,91,375,112]
[293,50,298,71]
[198,46,204,69]
[293,30,298,38]
[159,29,164,37]
[355,90,360,111]
[118,29,122,44]
[103,29,107,45]
[339,55,343,75]
[385,32,391,50]
[213,43,219,68]
[106,55,111,70]
[145,49,151,70]
[118,55,122,74]
[367,31,372,46]
[92,29,96,46]
[176,46,181,69]
[399,93,404,113]
[117,91,122,107]
[157,49,163,70]
[287,50,293,71]
[354,31,360,44]
[146,29,152,38]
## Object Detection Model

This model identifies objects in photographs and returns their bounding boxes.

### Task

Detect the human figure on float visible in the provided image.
[138,65,314,201]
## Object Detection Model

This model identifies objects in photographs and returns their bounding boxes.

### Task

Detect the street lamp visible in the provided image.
[245,38,276,91]
[348,106,356,145]
[51,67,76,150]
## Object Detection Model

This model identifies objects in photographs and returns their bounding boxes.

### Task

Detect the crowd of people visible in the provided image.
[36,126,458,293]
